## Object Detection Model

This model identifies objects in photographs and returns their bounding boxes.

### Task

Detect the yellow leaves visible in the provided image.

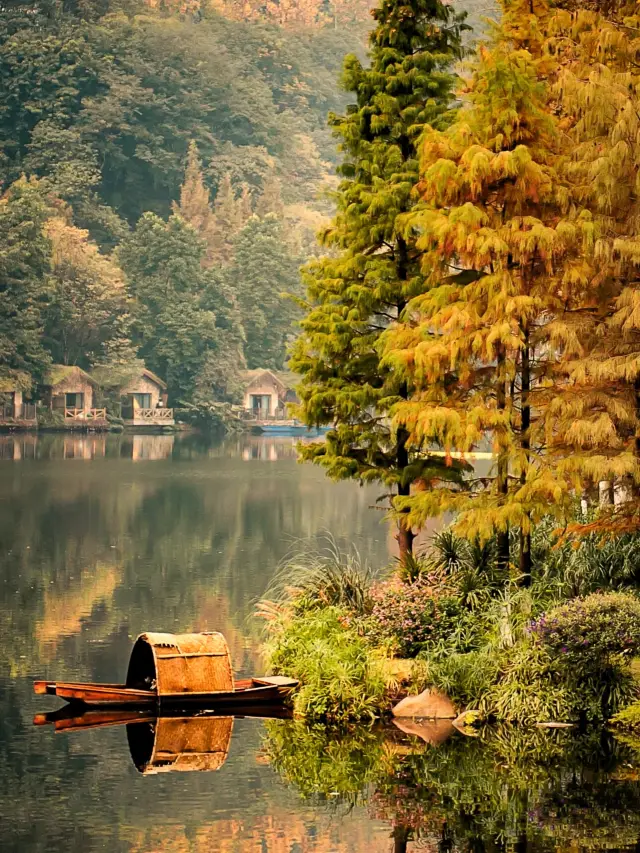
[44,217,123,292]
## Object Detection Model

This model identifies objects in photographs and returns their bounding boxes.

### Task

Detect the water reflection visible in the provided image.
[35,707,282,775]
[0,433,389,683]
[8,432,639,852]
[30,702,640,853]
[264,720,640,852]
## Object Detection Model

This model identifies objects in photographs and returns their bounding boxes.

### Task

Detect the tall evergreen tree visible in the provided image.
[382,0,596,579]
[172,141,215,239]
[290,0,467,562]
[222,213,302,370]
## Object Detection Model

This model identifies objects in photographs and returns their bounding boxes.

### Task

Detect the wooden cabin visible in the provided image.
[241,369,296,420]
[120,368,174,427]
[43,365,107,429]
[0,373,37,428]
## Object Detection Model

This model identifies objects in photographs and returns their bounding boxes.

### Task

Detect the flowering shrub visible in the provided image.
[367,576,466,657]
[530,592,640,671]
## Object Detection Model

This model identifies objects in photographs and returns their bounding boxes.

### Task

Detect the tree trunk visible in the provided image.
[519,326,532,587]
[496,344,510,572]
[393,825,410,853]
[397,423,415,565]
[394,231,413,570]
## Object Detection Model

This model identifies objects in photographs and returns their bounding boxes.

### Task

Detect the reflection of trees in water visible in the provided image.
[263,722,640,853]
[0,434,387,679]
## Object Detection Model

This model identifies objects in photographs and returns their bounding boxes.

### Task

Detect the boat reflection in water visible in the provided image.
[34,705,291,775]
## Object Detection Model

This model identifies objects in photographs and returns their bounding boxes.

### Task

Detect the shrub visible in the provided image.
[267,538,374,617]
[427,649,501,709]
[367,576,470,657]
[265,606,387,722]
[530,592,640,671]
[611,701,640,729]
[485,640,571,725]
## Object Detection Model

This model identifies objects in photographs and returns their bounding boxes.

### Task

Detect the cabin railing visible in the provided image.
[247,410,289,421]
[64,408,107,421]
[134,407,174,420]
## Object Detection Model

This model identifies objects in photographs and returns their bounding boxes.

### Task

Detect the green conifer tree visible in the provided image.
[290,0,467,562]
[222,214,302,371]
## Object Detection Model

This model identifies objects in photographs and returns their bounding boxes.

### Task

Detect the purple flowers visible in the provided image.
[529,592,640,671]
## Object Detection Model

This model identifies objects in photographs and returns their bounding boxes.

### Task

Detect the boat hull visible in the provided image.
[33,676,297,709]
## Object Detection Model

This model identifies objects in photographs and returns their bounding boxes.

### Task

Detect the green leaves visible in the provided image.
[293,0,467,557]
[0,177,53,383]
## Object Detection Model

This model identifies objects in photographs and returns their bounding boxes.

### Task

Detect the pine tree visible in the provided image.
[173,141,215,238]
[290,0,467,563]
[209,174,246,263]
[223,214,302,371]
[382,0,596,579]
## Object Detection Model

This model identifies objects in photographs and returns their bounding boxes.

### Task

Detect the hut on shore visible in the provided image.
[0,372,37,428]
[241,369,297,419]
[120,368,174,427]
[42,365,107,428]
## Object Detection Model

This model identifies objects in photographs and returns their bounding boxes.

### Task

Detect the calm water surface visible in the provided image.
[1,433,639,852]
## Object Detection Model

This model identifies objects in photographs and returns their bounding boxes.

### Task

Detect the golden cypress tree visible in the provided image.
[383,0,596,580]
[537,1,640,533]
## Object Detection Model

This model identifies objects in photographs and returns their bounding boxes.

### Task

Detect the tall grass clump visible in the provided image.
[265,536,374,616]
[258,539,390,722]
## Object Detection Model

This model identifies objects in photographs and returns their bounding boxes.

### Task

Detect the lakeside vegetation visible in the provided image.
[263,0,640,726]
[264,720,640,850]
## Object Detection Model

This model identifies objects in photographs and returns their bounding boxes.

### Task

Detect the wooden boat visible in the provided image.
[34,631,297,709]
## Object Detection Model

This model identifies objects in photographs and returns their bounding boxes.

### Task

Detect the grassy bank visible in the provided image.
[258,523,640,724]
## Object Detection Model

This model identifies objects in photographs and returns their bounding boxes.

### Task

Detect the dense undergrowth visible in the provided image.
[259,521,640,723]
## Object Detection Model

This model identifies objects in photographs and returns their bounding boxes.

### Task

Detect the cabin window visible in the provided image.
[250,394,272,415]
[65,392,84,409]
[132,393,152,409]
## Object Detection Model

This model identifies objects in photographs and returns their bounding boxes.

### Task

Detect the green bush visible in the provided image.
[485,640,571,724]
[530,592,640,671]
[426,649,501,709]
[611,700,640,729]
[265,606,387,722]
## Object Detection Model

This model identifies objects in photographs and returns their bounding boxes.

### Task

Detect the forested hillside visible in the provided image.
[0,0,493,405]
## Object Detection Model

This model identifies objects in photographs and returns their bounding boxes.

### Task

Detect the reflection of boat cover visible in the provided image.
[33,631,297,708]
[127,715,233,774]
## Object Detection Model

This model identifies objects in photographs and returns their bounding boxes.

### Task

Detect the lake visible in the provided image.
[1,432,639,852]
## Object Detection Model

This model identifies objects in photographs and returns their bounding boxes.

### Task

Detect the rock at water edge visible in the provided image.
[392,689,457,719]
